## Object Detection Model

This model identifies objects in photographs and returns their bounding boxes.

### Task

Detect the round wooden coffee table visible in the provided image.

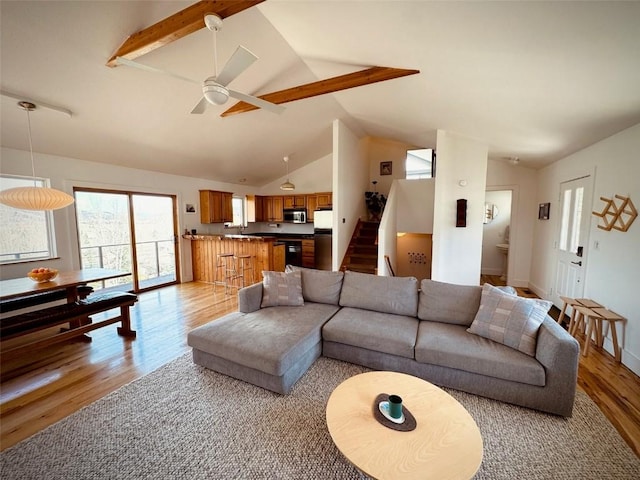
[326,371,483,479]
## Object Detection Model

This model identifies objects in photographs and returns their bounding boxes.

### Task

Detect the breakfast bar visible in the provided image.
[186,235,285,285]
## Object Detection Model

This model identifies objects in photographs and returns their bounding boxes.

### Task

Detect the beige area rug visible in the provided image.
[2,354,638,479]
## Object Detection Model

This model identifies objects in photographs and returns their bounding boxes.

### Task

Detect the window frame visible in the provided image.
[0,174,58,265]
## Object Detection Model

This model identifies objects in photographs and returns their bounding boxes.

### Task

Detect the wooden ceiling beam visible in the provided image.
[106,0,264,67]
[221,67,420,116]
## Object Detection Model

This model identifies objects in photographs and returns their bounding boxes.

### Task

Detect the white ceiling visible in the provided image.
[1,1,639,187]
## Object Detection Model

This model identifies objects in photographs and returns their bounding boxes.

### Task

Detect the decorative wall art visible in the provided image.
[185,203,196,214]
[380,161,392,176]
[592,194,637,232]
[538,202,550,220]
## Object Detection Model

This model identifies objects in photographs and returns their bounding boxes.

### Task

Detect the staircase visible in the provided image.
[340,220,379,274]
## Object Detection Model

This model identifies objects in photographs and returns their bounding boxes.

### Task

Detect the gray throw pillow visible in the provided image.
[467,283,551,356]
[261,270,304,307]
[285,265,344,305]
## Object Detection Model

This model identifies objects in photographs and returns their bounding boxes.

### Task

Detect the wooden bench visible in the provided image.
[0,286,94,314]
[0,291,137,360]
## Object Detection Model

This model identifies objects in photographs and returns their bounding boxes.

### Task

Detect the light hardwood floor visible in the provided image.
[2,281,639,457]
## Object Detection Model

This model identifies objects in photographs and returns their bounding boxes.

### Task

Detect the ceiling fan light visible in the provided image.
[203,81,229,105]
[0,186,75,210]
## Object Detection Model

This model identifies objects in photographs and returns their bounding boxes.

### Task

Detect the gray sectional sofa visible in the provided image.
[187,267,580,417]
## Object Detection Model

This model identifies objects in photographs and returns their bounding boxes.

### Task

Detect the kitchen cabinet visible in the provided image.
[302,239,315,268]
[317,192,332,208]
[247,195,265,222]
[283,195,306,209]
[200,190,233,223]
[305,192,332,222]
[263,196,284,222]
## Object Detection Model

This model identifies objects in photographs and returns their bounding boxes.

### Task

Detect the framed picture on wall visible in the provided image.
[185,203,196,214]
[380,161,392,176]
[538,202,550,220]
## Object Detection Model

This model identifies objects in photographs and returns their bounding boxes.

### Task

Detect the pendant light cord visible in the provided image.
[25,106,37,187]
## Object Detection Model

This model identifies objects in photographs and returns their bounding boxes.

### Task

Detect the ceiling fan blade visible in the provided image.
[228,90,285,115]
[115,57,199,85]
[190,97,208,114]
[221,66,420,117]
[215,46,258,87]
[106,0,265,67]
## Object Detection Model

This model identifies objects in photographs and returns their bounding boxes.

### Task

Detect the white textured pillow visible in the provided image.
[261,270,304,307]
[467,283,551,356]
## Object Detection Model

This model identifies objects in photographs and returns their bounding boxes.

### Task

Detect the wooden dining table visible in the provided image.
[0,268,131,304]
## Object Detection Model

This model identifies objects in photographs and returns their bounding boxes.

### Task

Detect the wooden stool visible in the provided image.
[570,298,603,336]
[584,307,625,362]
[558,295,580,329]
[233,254,254,288]
[215,253,235,294]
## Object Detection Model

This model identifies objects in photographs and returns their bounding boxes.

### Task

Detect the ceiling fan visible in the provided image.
[116,13,284,115]
[108,0,419,116]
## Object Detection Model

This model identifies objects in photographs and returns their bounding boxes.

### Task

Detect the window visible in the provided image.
[405,149,435,179]
[0,175,56,264]
[231,196,245,226]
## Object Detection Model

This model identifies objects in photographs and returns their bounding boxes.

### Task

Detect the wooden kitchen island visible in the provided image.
[186,235,285,286]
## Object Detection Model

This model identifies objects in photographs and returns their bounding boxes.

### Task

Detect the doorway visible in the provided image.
[74,188,180,292]
[552,176,592,307]
[481,189,513,283]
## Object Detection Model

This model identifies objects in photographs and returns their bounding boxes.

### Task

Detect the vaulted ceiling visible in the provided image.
[1,1,639,187]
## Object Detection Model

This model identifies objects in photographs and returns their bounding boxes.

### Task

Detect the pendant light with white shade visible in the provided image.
[279,156,295,191]
[0,101,74,210]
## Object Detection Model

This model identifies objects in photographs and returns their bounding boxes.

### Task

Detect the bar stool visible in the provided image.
[233,254,254,288]
[215,252,235,294]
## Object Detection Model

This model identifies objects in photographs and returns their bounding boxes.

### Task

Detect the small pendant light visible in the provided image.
[279,156,295,191]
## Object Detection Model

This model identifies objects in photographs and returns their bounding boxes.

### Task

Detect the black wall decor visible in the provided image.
[456,199,467,227]
[538,202,550,220]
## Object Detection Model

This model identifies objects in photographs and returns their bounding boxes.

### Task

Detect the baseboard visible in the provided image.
[528,281,548,300]
[602,337,640,377]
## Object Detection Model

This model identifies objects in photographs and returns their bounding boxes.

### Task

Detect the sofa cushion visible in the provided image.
[467,283,551,356]
[339,271,418,317]
[418,280,482,326]
[322,306,418,359]
[188,302,339,377]
[261,270,304,307]
[415,321,545,386]
[418,280,518,326]
[285,266,344,305]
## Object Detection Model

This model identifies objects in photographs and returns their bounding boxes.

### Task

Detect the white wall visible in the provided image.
[486,159,538,287]
[396,179,435,234]
[258,153,332,195]
[530,123,640,375]
[481,190,512,276]
[431,130,488,285]
[366,137,419,196]
[0,147,255,282]
[333,119,368,270]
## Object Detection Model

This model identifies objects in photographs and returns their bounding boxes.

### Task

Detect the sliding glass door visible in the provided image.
[74,188,179,292]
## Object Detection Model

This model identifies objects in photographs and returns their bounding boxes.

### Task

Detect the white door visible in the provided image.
[553,176,592,307]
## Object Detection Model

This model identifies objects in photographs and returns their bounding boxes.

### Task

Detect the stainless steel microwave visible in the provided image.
[283,209,307,223]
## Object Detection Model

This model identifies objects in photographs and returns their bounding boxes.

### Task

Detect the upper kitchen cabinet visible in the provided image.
[247,195,265,222]
[200,190,233,223]
[306,192,332,222]
[263,195,284,222]
[283,195,306,209]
